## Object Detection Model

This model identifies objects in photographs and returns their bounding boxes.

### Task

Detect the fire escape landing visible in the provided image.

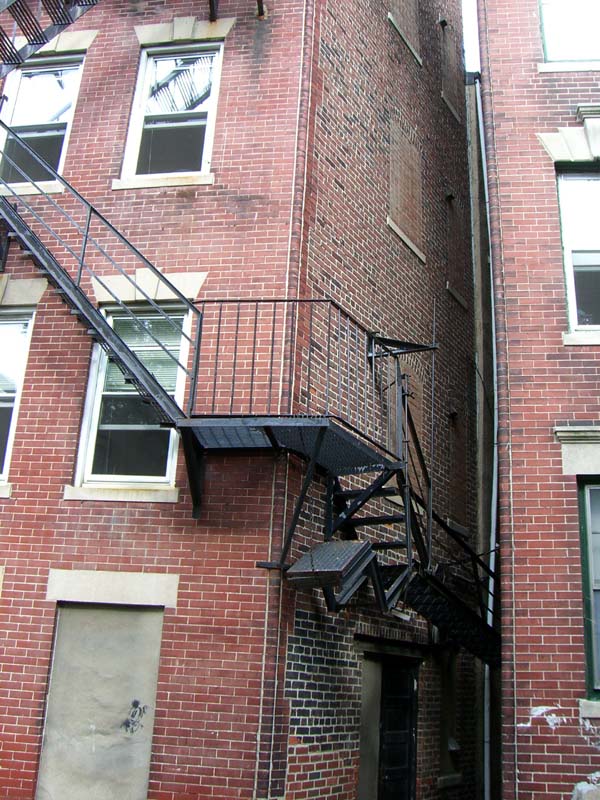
[0,118,499,667]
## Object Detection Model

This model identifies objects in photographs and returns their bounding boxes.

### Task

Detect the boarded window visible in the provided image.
[390,0,420,56]
[390,123,423,254]
[36,604,163,800]
[441,20,463,121]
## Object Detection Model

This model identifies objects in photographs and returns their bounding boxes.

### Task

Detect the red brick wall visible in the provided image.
[0,0,478,798]
[479,0,600,797]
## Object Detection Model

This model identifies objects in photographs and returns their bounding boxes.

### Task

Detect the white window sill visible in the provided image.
[580,699,600,719]
[563,330,600,345]
[0,180,64,196]
[63,484,179,503]
[538,61,600,73]
[112,173,215,190]
[0,483,12,498]
[386,216,426,263]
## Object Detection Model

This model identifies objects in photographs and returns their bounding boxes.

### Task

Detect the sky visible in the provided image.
[462,0,481,72]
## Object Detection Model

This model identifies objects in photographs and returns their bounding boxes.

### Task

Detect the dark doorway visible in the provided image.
[378,659,418,800]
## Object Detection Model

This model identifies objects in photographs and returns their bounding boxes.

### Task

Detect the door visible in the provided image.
[378,659,418,800]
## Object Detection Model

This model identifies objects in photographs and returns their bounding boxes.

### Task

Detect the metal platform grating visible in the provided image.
[179,416,393,475]
[286,540,374,588]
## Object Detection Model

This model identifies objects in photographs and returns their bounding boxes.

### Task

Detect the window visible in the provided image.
[0,57,83,183]
[0,313,33,481]
[540,0,600,62]
[121,44,222,180]
[81,308,187,484]
[579,484,600,695]
[558,175,600,331]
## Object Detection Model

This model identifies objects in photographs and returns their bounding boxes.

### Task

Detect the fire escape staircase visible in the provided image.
[0,121,499,667]
[278,381,500,667]
[0,0,99,78]
[0,121,206,513]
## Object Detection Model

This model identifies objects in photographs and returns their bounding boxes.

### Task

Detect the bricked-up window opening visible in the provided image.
[558,174,600,331]
[389,0,420,60]
[580,484,600,694]
[122,45,222,178]
[0,314,32,480]
[540,0,600,62]
[83,309,187,482]
[0,57,83,183]
[440,18,463,122]
[389,122,424,258]
[35,603,163,799]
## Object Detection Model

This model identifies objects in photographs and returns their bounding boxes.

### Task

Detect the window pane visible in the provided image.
[92,428,171,476]
[541,0,600,61]
[98,395,163,426]
[573,254,600,326]
[12,64,81,126]
[104,350,179,393]
[589,488,600,580]
[0,406,13,473]
[0,317,30,476]
[0,128,64,182]
[594,590,600,687]
[136,120,206,174]
[145,53,215,116]
[113,315,184,348]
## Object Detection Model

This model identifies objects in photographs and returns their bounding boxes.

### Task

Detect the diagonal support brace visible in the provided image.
[278,425,327,567]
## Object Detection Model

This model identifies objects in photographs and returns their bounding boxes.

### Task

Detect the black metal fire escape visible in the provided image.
[0,57,498,667]
[0,0,99,78]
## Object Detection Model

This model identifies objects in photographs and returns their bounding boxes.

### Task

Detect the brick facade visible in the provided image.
[0,0,482,797]
[478,0,600,798]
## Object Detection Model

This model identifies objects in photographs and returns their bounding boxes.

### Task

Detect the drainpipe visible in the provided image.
[466,70,499,800]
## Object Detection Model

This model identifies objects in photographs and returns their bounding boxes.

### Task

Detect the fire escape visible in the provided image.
[0,3,499,668]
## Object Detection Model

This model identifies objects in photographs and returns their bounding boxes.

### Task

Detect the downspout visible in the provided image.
[473,74,499,800]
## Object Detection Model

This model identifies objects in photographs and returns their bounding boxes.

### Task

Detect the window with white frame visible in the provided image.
[0,313,33,480]
[120,44,222,179]
[580,484,600,695]
[0,57,83,183]
[540,0,600,62]
[81,308,187,483]
[558,174,600,330]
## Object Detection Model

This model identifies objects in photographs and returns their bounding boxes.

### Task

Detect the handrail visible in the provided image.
[0,120,202,416]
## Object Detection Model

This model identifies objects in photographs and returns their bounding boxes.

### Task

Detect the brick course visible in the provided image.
[0,0,478,797]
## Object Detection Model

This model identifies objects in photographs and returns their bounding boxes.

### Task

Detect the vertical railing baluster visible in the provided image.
[249,301,259,413]
[354,324,359,432]
[287,300,297,415]
[267,301,277,414]
[345,314,351,423]
[187,303,203,417]
[211,304,224,414]
[230,303,241,414]
[307,301,314,414]
[325,302,332,416]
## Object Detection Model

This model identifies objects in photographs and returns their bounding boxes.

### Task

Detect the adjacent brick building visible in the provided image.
[0,0,497,798]
[478,0,600,797]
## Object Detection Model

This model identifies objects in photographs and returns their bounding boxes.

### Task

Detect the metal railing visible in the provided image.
[0,120,202,417]
[192,298,415,457]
